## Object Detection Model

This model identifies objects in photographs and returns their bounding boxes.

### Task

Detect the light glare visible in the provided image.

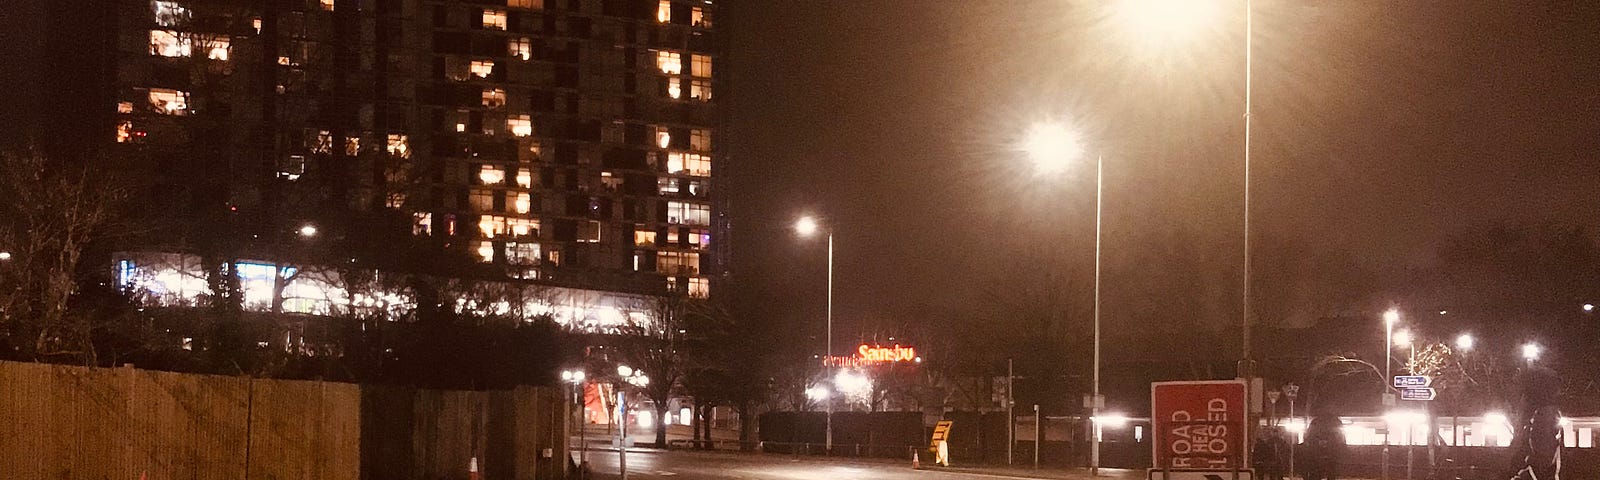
[1391,330,1411,347]
[1107,0,1226,56]
[1522,343,1541,361]
[1383,309,1400,326]
[298,224,318,237]
[1021,121,1084,174]
[1455,334,1474,352]
[794,216,820,237]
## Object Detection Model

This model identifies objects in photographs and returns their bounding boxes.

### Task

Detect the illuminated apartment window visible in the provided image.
[116,121,135,143]
[667,78,682,99]
[691,54,712,78]
[547,249,560,266]
[118,101,134,114]
[657,177,679,195]
[457,122,467,133]
[656,252,699,275]
[202,36,230,60]
[311,130,334,154]
[655,127,672,148]
[692,7,708,27]
[690,129,710,151]
[577,221,601,243]
[252,17,262,34]
[479,215,509,238]
[666,227,680,243]
[320,0,335,11]
[508,217,538,237]
[514,192,531,214]
[690,79,712,101]
[666,152,684,173]
[655,51,682,75]
[413,213,432,235]
[476,241,496,263]
[479,165,506,185]
[153,1,190,27]
[344,136,361,156]
[507,242,539,265]
[515,169,532,188]
[508,0,541,8]
[687,179,706,196]
[687,228,709,247]
[386,193,406,208]
[470,188,495,212]
[147,88,189,115]
[508,115,533,137]
[634,229,657,246]
[684,153,711,176]
[470,60,495,78]
[482,88,506,108]
[278,154,306,180]
[482,9,507,30]
[688,277,709,298]
[386,134,410,158]
[510,37,532,60]
[656,0,671,23]
[149,30,190,57]
[602,171,622,191]
[667,201,710,226]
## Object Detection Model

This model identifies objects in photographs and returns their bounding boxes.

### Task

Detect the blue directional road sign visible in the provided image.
[1393,375,1431,388]
[1400,387,1437,401]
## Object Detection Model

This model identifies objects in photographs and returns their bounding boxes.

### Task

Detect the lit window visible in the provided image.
[117,101,134,114]
[386,193,405,208]
[457,123,467,133]
[682,153,710,176]
[508,0,541,8]
[508,217,538,237]
[687,228,708,247]
[510,37,532,60]
[691,54,712,78]
[508,115,532,137]
[692,6,709,27]
[476,241,496,263]
[311,130,333,154]
[666,201,710,226]
[479,165,506,185]
[655,51,682,75]
[514,192,531,214]
[412,214,432,236]
[667,78,682,99]
[688,277,709,298]
[548,249,560,266]
[116,121,135,143]
[147,88,189,115]
[507,242,539,265]
[482,9,507,30]
[483,88,506,108]
[252,18,262,34]
[635,229,657,246]
[656,0,671,23]
[320,0,335,11]
[656,251,700,275]
[690,129,710,151]
[202,36,230,60]
[150,30,190,57]
[344,136,361,156]
[278,154,306,180]
[470,188,495,212]
[658,177,679,194]
[577,221,601,243]
[479,215,508,238]
[666,227,680,243]
[687,179,706,196]
[386,134,410,158]
[690,79,712,101]
[602,171,622,191]
[656,127,672,149]
[666,152,684,173]
[470,60,495,78]
[515,169,532,188]
[153,1,190,27]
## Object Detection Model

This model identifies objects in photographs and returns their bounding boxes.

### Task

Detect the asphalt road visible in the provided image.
[582,449,1124,480]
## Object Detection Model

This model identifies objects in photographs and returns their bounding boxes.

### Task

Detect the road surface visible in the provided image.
[583,448,1133,480]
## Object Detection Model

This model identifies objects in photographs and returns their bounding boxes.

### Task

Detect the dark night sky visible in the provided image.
[722,1,1600,345]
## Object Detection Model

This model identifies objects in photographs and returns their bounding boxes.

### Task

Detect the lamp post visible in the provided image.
[1382,308,1400,480]
[1452,334,1473,468]
[562,369,588,466]
[1021,121,1103,475]
[795,216,834,452]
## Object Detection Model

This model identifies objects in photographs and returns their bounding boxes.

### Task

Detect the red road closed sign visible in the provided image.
[1151,380,1247,470]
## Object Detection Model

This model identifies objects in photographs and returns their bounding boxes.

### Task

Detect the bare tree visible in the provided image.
[0,149,128,364]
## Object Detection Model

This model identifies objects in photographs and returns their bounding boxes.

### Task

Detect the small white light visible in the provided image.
[1455,334,1474,352]
[1384,309,1401,326]
[0,252,11,260]
[794,216,819,237]
[1392,330,1412,347]
[618,365,633,377]
[1584,303,1595,313]
[637,410,654,428]
[1522,343,1541,361]
[1094,414,1129,427]
[805,386,830,401]
[299,224,318,237]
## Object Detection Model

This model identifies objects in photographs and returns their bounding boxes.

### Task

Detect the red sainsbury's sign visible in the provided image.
[1151,380,1247,470]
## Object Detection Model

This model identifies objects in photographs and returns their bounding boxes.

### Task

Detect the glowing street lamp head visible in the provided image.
[794,216,820,237]
[0,252,11,261]
[1021,121,1084,175]
[617,365,634,377]
[298,224,318,237]
[1522,343,1541,361]
[1106,0,1227,57]
[1391,330,1412,347]
[805,386,830,401]
[1584,303,1595,313]
[1383,309,1401,326]
[1455,334,1474,352]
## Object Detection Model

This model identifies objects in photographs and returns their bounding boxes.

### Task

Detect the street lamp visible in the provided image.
[1522,343,1541,362]
[298,224,318,237]
[0,252,11,261]
[1021,120,1105,476]
[1454,334,1474,352]
[561,369,588,465]
[1583,303,1595,313]
[795,215,835,452]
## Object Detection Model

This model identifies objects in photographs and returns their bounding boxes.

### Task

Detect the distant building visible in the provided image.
[21,0,725,328]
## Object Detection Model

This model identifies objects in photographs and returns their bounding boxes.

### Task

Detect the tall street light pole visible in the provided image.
[1021,122,1102,476]
[795,216,834,452]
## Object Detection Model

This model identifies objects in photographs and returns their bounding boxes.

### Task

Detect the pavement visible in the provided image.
[582,447,1144,480]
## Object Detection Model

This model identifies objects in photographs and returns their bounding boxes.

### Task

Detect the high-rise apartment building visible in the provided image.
[92,0,721,314]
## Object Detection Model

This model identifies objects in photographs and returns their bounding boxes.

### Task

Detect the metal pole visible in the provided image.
[1241,0,1256,455]
[1008,358,1015,466]
[619,390,628,480]
[578,384,587,465]
[1034,404,1041,469]
[825,232,834,453]
[1288,397,1296,479]
[1091,154,1103,477]
[1384,315,1392,480]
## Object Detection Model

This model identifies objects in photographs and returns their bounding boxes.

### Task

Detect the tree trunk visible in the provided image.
[655,403,670,448]
[737,401,757,452]
[691,401,703,449]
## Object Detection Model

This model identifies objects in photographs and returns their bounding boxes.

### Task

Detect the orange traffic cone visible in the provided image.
[140,473,147,480]
[469,457,480,480]
[911,450,920,469]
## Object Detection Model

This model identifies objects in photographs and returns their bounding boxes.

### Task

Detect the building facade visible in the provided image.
[102,0,721,317]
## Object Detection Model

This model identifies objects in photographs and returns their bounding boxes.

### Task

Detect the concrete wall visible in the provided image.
[0,361,566,480]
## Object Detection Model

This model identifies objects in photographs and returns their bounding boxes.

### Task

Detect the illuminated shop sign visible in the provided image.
[820,344,920,367]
